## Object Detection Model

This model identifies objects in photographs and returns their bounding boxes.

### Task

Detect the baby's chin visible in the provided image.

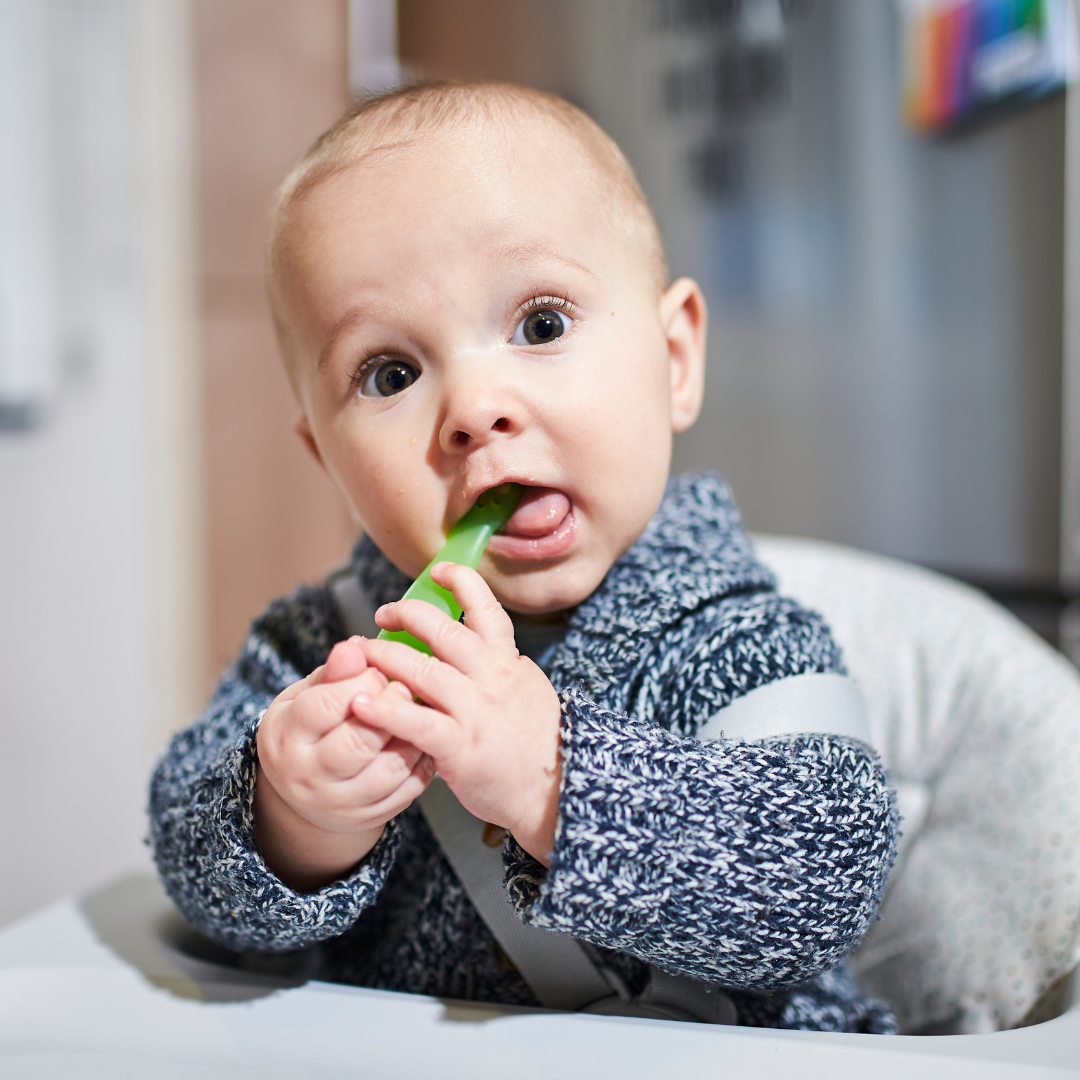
[485,555,609,619]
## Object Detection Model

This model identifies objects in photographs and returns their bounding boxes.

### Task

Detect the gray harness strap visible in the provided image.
[329,567,382,639]
[698,672,872,746]
[418,775,614,1009]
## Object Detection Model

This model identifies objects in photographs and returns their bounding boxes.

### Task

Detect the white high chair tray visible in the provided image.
[0,875,1075,1079]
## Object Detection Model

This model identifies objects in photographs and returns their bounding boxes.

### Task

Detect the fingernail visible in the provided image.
[353,693,371,707]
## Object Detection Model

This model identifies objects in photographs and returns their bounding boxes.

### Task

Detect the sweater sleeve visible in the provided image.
[504,597,898,993]
[148,586,400,953]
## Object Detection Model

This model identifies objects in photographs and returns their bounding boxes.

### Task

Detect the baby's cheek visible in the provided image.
[349,470,445,576]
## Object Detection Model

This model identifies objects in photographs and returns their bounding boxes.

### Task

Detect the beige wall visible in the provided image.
[399,0,526,80]
[193,0,357,685]
[398,0,567,86]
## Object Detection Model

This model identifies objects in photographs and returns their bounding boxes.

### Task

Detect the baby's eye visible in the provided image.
[512,308,573,346]
[360,358,419,398]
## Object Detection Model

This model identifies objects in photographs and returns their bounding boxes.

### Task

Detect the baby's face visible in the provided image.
[278,120,704,614]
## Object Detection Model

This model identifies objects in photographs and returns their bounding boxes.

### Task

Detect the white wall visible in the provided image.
[0,0,202,928]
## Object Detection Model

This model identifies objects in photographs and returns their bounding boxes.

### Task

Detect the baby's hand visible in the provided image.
[255,637,434,892]
[355,564,563,866]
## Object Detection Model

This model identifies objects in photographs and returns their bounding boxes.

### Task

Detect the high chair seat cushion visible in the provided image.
[754,536,1080,1035]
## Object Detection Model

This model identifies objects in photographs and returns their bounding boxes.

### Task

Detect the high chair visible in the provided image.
[0,538,1076,1076]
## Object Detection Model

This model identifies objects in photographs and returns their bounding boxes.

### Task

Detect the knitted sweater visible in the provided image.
[150,473,898,1032]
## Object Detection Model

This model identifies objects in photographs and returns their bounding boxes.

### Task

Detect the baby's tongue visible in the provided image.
[500,487,571,538]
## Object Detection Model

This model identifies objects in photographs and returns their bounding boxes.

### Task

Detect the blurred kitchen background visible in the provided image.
[1,0,1078,925]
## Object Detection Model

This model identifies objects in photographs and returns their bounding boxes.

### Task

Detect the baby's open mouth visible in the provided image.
[487,486,575,560]
[502,487,570,537]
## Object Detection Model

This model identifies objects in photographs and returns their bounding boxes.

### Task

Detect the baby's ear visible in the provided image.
[295,414,326,470]
[660,278,707,434]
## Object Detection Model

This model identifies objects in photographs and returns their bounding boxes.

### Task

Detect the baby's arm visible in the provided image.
[509,696,895,991]
[150,586,420,952]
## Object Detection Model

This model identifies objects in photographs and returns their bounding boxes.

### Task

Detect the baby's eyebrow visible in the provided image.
[318,307,369,371]
[490,240,598,281]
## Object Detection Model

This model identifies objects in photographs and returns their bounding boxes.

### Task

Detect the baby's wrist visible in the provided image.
[505,762,562,868]
[253,767,385,893]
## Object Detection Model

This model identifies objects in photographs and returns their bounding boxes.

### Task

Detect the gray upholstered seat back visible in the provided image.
[754,535,1080,1034]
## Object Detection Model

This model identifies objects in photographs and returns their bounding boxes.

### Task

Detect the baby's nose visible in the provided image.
[449,416,510,447]
[438,374,521,452]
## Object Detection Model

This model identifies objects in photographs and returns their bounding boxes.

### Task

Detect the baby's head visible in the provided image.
[268,82,706,615]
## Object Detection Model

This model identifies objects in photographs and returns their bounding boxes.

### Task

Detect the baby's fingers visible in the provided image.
[292,667,389,740]
[352,683,460,762]
[311,715,395,780]
[344,752,435,823]
[317,737,433,813]
[272,663,326,706]
[428,562,516,654]
[321,637,369,683]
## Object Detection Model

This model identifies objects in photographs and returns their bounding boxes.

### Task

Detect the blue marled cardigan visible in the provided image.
[150,473,898,1032]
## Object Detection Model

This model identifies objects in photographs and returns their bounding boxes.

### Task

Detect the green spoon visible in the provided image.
[377,483,524,654]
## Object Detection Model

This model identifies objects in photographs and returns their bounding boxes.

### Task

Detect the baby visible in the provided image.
[151,82,897,1032]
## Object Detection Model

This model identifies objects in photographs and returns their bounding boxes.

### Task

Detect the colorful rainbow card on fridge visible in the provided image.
[899,0,1076,132]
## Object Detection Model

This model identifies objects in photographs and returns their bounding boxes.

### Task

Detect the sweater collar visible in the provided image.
[565,472,774,639]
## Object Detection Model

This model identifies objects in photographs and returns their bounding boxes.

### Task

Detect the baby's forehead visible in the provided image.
[269,89,667,369]
[344,107,613,205]
[287,125,638,283]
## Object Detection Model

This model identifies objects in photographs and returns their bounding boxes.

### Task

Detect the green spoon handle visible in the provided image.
[377,484,524,654]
